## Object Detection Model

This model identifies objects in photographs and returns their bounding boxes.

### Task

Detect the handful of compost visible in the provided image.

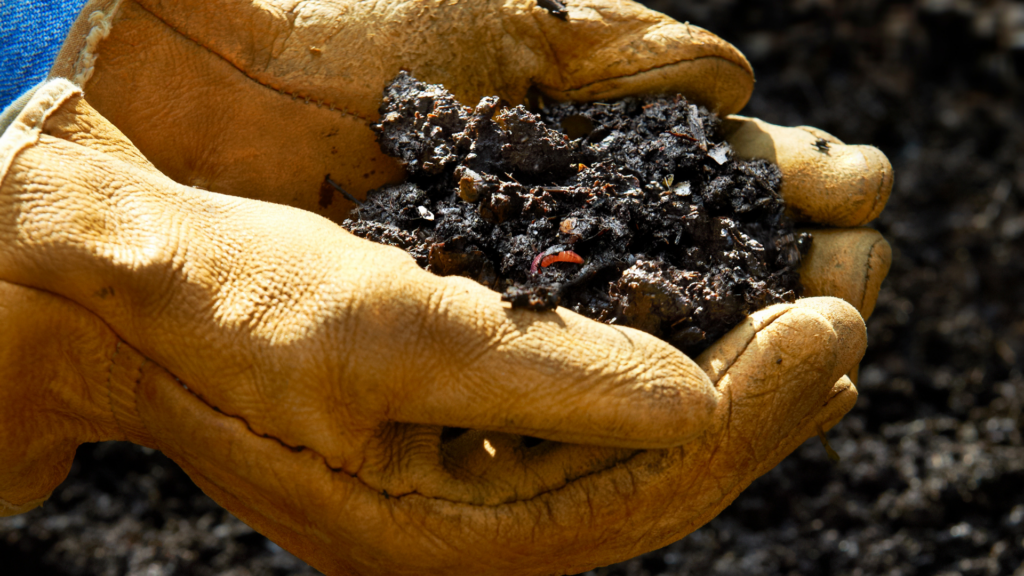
[343,72,809,354]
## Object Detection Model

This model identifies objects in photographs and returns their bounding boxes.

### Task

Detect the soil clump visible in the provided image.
[342,72,807,355]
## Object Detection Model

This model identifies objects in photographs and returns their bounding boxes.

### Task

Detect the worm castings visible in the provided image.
[342,72,809,355]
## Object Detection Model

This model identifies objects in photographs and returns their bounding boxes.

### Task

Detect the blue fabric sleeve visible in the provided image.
[1,0,91,109]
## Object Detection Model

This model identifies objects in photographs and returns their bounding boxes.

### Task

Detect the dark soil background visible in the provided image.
[2,1,1022,574]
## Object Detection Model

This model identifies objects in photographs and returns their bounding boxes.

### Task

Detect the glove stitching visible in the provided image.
[697,387,732,490]
[861,247,875,312]
[860,237,886,314]
[172,377,644,506]
[0,82,82,193]
[72,0,126,86]
[132,360,166,452]
[109,338,162,448]
[105,339,131,442]
[128,0,372,123]
[860,148,889,226]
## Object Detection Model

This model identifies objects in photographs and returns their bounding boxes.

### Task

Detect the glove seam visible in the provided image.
[859,236,890,318]
[860,239,883,312]
[545,55,749,95]
[105,339,131,442]
[104,336,161,447]
[701,305,790,385]
[72,0,125,87]
[859,148,890,226]
[127,0,372,124]
[0,80,82,198]
[174,378,645,507]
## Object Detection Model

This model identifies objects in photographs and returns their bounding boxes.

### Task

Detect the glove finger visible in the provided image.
[652,297,864,531]
[520,0,753,114]
[371,274,717,449]
[697,297,864,413]
[354,296,866,527]
[692,297,863,498]
[731,374,858,483]
[799,228,892,318]
[724,116,894,227]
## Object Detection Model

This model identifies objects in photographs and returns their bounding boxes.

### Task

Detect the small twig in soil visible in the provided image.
[324,175,364,206]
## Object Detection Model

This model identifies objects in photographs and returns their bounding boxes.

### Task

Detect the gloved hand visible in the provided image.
[0,1,891,574]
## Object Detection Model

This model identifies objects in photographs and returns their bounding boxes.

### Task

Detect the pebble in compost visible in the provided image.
[342,72,810,355]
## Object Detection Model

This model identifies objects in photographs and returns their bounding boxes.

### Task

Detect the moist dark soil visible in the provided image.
[2,2,1022,575]
[343,72,806,355]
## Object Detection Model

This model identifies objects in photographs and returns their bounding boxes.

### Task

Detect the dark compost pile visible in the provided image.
[343,72,806,355]
[2,2,1023,575]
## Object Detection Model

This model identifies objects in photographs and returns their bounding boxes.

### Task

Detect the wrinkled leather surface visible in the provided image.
[50,0,755,223]
[0,1,894,573]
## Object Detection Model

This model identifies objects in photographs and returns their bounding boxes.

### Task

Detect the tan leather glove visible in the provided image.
[0,1,891,574]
